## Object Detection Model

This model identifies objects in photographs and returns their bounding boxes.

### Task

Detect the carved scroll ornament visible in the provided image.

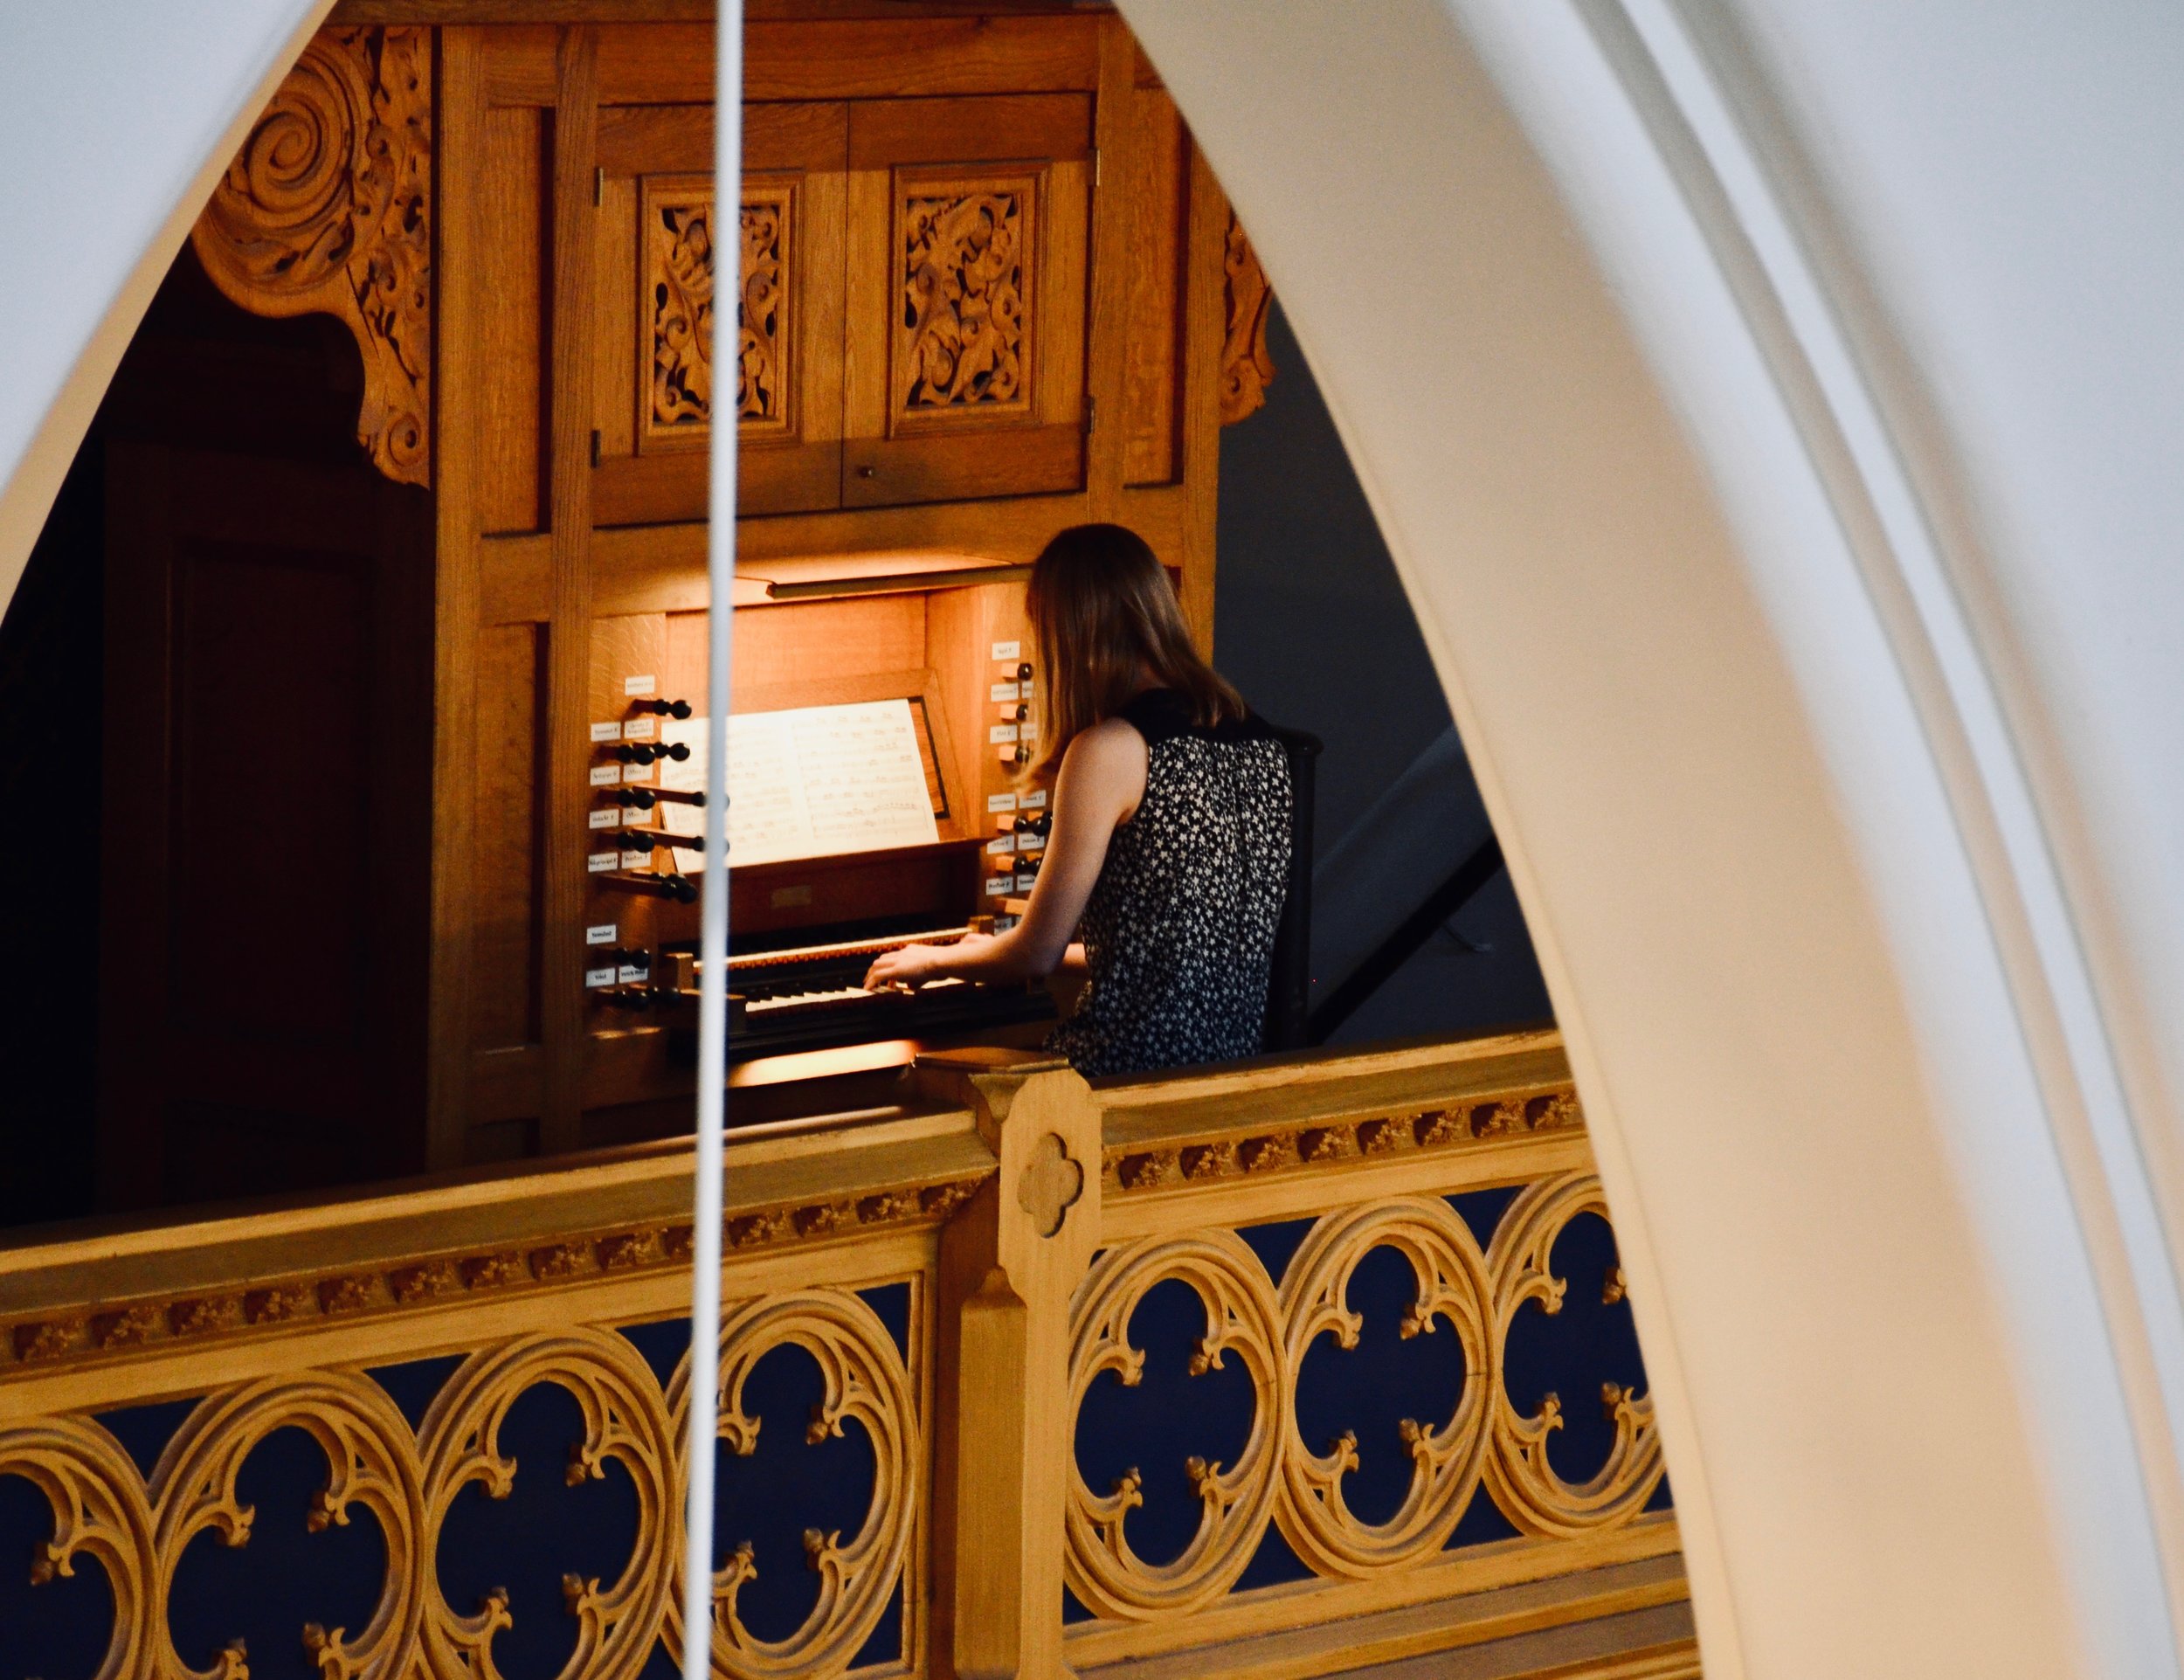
[902,184,1032,411]
[650,194,718,433]
[191,26,432,487]
[642,179,796,450]
[1219,211,1275,426]
[737,196,790,427]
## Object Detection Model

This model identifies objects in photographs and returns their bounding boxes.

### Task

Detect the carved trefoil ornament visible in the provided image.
[898,176,1035,418]
[1219,211,1275,426]
[640,176,796,453]
[192,25,432,486]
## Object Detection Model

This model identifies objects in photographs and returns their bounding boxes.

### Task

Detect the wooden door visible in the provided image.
[842,93,1094,508]
[98,443,432,1207]
[592,100,849,523]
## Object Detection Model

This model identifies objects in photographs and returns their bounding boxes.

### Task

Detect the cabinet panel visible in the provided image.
[592,100,849,523]
[1118,83,1191,488]
[471,622,544,1053]
[99,444,432,1206]
[843,94,1092,508]
[478,105,548,533]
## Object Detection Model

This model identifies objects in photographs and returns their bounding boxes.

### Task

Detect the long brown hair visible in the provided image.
[1024,523,1243,781]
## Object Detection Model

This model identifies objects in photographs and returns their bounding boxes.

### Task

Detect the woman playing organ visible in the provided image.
[865,523,1294,1077]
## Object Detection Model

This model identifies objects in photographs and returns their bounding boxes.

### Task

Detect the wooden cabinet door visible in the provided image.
[592,100,848,523]
[842,93,1093,508]
[98,443,432,1206]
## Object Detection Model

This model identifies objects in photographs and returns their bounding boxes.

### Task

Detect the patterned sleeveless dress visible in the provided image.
[1047,688,1293,1079]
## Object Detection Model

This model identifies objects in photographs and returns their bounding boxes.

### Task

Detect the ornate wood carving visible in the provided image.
[737,192,791,429]
[643,177,717,442]
[1482,1175,1667,1537]
[149,1371,425,1678]
[191,26,432,487]
[0,1294,915,1680]
[1219,211,1275,426]
[1064,1173,1662,1623]
[0,1417,156,1680]
[1274,1200,1496,1578]
[0,1173,981,1374]
[419,1330,677,1678]
[666,1291,918,1677]
[1066,1233,1285,1618]
[1018,1130,1086,1237]
[640,178,798,452]
[1101,1083,1585,1199]
[0,1040,1651,1676]
[900,180,1034,413]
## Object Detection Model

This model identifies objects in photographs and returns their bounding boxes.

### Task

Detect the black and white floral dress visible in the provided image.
[1047,688,1292,1078]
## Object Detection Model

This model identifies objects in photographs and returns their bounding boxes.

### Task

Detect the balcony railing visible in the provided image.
[0,1028,1694,1680]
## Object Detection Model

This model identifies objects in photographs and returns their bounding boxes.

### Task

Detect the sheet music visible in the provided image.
[658,698,940,870]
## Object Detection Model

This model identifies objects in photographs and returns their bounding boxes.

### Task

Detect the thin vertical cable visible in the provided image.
[682,0,742,1670]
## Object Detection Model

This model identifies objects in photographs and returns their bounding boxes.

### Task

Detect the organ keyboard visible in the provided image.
[648,921,1055,1061]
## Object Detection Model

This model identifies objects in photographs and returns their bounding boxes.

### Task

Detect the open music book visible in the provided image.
[658,698,941,869]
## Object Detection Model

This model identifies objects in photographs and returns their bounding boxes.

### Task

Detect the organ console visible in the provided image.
[86,0,1283,1206]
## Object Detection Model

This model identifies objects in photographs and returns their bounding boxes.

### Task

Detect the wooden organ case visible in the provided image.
[93,3,1277,1207]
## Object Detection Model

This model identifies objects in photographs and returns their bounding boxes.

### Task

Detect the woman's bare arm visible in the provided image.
[865,718,1145,990]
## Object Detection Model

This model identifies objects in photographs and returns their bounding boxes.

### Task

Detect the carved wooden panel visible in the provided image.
[897,178,1035,418]
[842,93,1091,507]
[639,177,800,453]
[644,180,717,442]
[594,102,847,521]
[1219,211,1275,426]
[191,26,432,487]
[736,189,791,428]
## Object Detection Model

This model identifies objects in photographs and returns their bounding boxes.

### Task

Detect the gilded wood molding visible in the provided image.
[1101,1085,1583,1199]
[1217,211,1274,425]
[0,1175,978,1377]
[191,26,432,487]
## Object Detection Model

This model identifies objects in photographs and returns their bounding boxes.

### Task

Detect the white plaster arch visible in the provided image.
[3,4,2183,1677]
[1118,2,2184,1676]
